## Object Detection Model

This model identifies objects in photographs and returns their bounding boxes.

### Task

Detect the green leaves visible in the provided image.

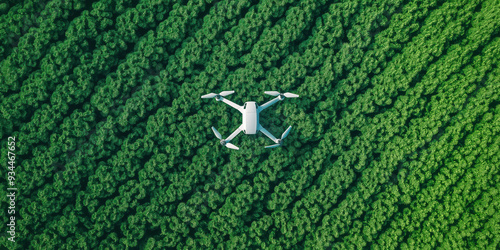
[3,0,499,249]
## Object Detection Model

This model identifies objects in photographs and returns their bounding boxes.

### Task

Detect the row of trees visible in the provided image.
[0,0,89,96]
[3,0,171,248]
[241,0,478,247]
[366,3,500,247]
[0,0,45,61]
[1,0,132,143]
[310,1,499,248]
[337,40,499,249]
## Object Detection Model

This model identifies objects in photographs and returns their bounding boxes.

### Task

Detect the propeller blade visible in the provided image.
[281,126,292,139]
[211,127,222,139]
[202,93,217,98]
[264,91,280,96]
[226,143,239,150]
[219,91,235,96]
[283,92,299,98]
[265,144,281,149]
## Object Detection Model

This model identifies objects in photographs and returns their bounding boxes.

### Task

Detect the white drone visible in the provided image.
[201,91,299,150]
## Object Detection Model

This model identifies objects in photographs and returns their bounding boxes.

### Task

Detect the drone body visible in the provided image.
[242,101,258,134]
[201,91,299,150]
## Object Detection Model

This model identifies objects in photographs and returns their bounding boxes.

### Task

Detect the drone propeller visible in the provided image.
[225,143,239,150]
[264,91,299,98]
[264,91,280,96]
[202,91,235,99]
[211,127,239,150]
[265,126,292,149]
[264,144,281,149]
[211,126,222,139]
[201,93,218,99]
[284,93,299,98]
[281,126,292,139]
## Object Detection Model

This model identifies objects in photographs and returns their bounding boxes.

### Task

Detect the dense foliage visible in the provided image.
[1,0,498,248]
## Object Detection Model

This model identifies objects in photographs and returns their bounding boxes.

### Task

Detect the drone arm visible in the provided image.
[258,125,278,143]
[221,98,243,113]
[226,125,243,142]
[258,97,281,112]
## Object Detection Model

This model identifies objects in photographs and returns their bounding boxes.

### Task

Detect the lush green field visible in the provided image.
[0,0,498,248]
